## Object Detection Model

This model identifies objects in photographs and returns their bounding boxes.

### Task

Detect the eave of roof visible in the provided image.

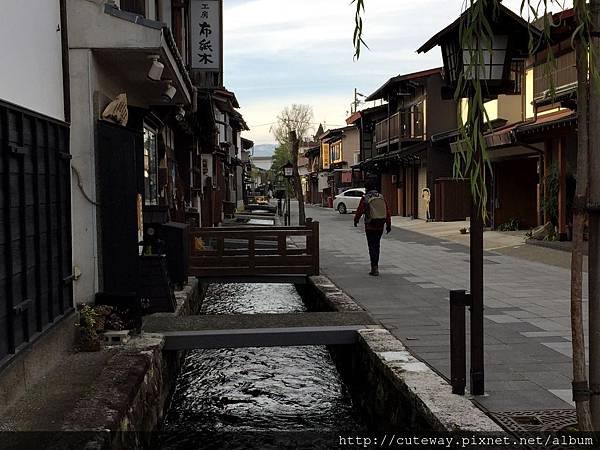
[516,109,576,135]
[346,104,389,124]
[417,2,541,54]
[365,68,442,102]
[319,125,355,141]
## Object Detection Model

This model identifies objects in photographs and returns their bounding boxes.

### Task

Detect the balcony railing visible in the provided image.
[374,110,424,146]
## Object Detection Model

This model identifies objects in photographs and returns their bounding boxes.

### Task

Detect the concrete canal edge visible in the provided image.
[304,275,503,432]
[55,275,499,448]
[58,279,204,449]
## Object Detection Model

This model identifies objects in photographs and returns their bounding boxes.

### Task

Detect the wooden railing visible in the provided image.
[188,220,320,278]
[374,110,424,146]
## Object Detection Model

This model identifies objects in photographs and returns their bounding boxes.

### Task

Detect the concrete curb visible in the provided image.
[358,328,502,432]
[307,275,503,432]
[306,275,365,312]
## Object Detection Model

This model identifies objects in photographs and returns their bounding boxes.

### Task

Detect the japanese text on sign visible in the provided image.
[191,0,221,70]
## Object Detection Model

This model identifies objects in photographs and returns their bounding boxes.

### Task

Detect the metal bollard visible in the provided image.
[450,290,467,395]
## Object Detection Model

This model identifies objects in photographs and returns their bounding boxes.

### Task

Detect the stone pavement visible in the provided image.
[391,216,526,251]
[299,203,588,416]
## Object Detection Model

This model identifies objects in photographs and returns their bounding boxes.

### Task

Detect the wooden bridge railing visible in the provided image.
[189,220,320,279]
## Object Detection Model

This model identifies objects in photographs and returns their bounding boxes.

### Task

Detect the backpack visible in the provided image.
[365,194,387,223]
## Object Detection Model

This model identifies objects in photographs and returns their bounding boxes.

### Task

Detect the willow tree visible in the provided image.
[353,0,599,430]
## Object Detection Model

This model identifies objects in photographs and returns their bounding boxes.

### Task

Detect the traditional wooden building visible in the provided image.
[319,126,359,204]
[358,68,459,220]
[477,8,577,236]
[304,144,321,205]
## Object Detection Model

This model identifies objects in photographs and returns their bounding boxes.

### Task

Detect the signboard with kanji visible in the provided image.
[321,143,330,170]
[191,0,222,71]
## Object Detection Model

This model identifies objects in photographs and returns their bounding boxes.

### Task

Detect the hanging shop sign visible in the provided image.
[190,0,222,71]
[321,143,330,170]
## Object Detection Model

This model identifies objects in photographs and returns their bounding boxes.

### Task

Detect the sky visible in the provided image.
[223,0,571,145]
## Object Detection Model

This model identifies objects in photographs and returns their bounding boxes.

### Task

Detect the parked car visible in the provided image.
[333,188,366,214]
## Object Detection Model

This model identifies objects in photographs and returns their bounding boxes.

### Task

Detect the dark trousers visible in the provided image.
[365,228,384,267]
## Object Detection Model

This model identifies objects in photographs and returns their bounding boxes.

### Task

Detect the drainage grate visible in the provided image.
[490,409,577,432]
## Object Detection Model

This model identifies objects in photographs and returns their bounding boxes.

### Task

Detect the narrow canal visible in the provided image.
[161,283,365,448]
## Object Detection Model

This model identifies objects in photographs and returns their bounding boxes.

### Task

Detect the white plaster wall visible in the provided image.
[69,49,99,304]
[70,49,132,304]
[0,0,64,120]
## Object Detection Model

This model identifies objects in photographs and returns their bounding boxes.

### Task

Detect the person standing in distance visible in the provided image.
[354,179,391,276]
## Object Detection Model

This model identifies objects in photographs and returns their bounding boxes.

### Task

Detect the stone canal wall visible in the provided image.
[61,279,203,449]
[304,276,503,432]
[62,275,499,449]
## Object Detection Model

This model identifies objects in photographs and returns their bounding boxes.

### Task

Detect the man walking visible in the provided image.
[354,179,391,276]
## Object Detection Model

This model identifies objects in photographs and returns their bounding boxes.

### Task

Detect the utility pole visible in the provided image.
[352,88,366,114]
[589,0,600,429]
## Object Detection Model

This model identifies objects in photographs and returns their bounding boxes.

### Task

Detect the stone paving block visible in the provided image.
[520,331,572,338]
[504,310,541,319]
[541,341,575,358]
[475,387,573,411]
[548,389,575,406]
[524,318,570,332]
[517,371,573,390]
[485,380,543,392]
[485,315,523,324]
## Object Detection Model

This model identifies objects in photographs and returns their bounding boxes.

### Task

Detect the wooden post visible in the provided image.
[469,100,485,397]
[558,136,568,240]
[305,217,313,256]
[278,235,287,256]
[470,193,485,396]
[217,236,224,256]
[543,139,552,225]
[450,290,467,395]
[311,220,320,276]
[248,238,255,270]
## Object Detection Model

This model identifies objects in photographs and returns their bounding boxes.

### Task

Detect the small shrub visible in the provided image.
[76,304,101,352]
[497,217,520,232]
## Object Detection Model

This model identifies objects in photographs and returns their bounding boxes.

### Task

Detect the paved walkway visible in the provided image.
[301,203,587,416]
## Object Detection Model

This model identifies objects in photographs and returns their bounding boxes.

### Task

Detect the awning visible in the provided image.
[484,122,520,148]
[449,120,519,153]
[360,142,427,169]
[516,109,576,138]
[534,82,577,109]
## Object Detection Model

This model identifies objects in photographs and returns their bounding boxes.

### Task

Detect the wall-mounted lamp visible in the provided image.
[162,81,176,103]
[147,55,164,81]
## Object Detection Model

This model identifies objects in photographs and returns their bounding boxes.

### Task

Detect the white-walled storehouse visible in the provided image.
[0,1,73,371]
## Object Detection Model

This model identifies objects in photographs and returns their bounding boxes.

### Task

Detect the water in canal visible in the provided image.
[161,283,364,449]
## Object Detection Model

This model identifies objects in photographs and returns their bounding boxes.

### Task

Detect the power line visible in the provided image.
[248,121,347,128]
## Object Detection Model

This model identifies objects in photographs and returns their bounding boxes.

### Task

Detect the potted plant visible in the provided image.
[76,304,101,352]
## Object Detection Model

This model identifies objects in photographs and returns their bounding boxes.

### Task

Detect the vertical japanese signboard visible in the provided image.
[191,0,222,71]
[321,143,330,170]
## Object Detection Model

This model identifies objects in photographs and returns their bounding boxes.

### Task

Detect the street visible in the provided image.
[299,202,585,418]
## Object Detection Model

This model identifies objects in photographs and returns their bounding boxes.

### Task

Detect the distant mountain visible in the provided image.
[252,144,276,157]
